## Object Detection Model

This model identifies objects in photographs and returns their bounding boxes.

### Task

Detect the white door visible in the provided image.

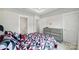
[20,17,27,34]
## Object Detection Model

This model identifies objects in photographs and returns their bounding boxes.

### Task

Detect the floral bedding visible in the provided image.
[0,31,57,50]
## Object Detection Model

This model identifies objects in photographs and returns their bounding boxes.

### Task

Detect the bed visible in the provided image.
[0,31,57,50]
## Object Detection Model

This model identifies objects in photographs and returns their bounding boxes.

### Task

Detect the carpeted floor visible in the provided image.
[57,42,77,50]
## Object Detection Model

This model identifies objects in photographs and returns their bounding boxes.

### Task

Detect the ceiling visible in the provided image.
[26,8,79,17]
[3,8,58,16]
[1,8,79,18]
[30,8,48,13]
[27,8,58,15]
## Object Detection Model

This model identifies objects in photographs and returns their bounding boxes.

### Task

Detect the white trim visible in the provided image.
[41,10,79,18]
[63,11,79,15]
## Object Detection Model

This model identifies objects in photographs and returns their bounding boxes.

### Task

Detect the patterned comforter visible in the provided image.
[0,31,57,50]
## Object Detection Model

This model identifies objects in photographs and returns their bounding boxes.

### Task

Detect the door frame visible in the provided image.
[19,15,28,34]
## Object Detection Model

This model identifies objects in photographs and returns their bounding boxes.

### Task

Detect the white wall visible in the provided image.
[33,16,40,32]
[78,32,79,49]
[63,12,79,45]
[39,14,63,33]
[39,11,79,46]
[0,11,19,33]
[0,10,39,33]
[27,15,40,33]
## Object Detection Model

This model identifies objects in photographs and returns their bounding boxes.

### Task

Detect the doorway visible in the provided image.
[20,16,28,34]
